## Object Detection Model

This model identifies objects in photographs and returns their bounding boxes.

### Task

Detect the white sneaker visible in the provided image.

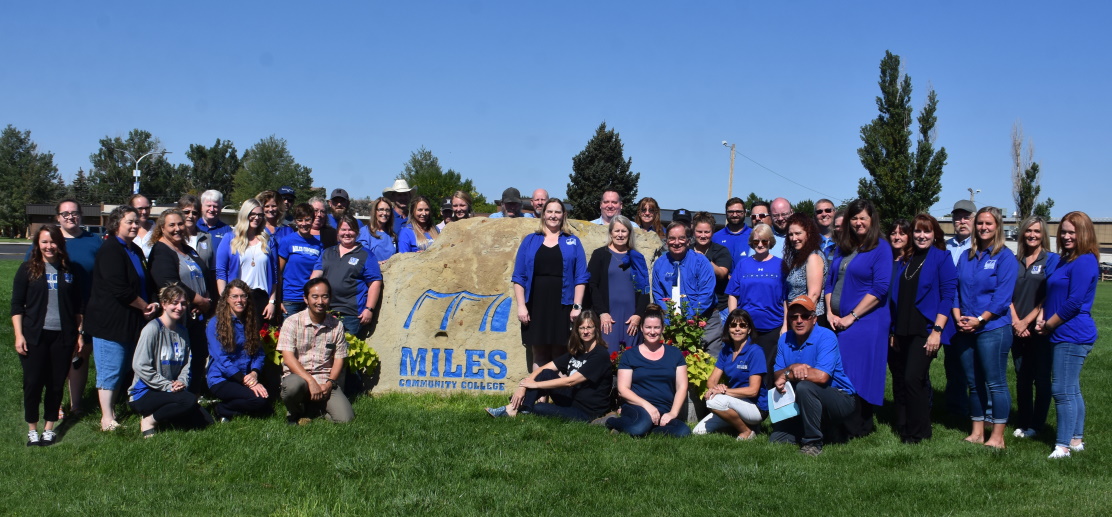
[692,415,712,435]
[1048,446,1071,459]
[1069,442,1085,452]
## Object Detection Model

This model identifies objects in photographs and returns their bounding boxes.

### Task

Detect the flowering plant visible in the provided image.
[660,297,715,395]
[260,324,282,366]
[344,333,380,375]
[610,341,630,372]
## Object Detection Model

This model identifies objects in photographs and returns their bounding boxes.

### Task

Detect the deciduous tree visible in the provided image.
[1011,122,1053,220]
[398,147,489,210]
[87,129,177,204]
[231,135,314,207]
[186,139,240,197]
[0,125,62,236]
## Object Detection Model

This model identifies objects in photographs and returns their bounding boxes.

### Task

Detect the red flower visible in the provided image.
[686,319,696,326]
[610,352,619,361]
[259,329,269,338]
[661,298,671,303]
[681,350,690,357]
[698,321,707,328]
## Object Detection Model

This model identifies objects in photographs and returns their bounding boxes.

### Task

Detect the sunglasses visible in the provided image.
[816,208,834,214]
[788,313,814,321]
[751,213,769,219]
[751,239,770,246]
[728,322,749,329]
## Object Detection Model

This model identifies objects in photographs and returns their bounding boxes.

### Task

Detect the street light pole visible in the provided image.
[723,141,736,198]
[113,149,172,195]
[967,187,981,202]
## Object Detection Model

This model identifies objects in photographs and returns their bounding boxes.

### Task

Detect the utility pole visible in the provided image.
[113,149,172,195]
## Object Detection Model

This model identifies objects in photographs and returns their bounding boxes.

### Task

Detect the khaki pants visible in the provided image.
[280,374,354,423]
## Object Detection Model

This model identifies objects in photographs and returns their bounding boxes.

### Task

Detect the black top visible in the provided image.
[148,241,214,308]
[700,242,734,311]
[552,345,615,418]
[10,261,82,346]
[586,246,649,316]
[894,249,928,337]
[1012,249,1052,320]
[87,238,155,344]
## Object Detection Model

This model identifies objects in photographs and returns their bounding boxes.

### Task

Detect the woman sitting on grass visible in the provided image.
[129,285,213,437]
[486,310,613,422]
[693,308,767,440]
[207,279,272,421]
[605,305,691,437]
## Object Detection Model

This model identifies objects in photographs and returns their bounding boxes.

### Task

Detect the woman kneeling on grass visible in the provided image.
[693,308,768,440]
[605,305,691,437]
[129,285,213,437]
[486,310,613,421]
[207,279,272,421]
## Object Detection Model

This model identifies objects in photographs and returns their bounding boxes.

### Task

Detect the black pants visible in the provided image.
[516,369,596,421]
[752,328,781,389]
[1012,333,1053,431]
[888,334,935,441]
[186,317,209,395]
[129,390,212,428]
[20,330,74,423]
[842,395,876,438]
[770,380,856,445]
[210,380,273,419]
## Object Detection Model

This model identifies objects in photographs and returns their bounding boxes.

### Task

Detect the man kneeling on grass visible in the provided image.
[277,278,353,424]
[770,296,856,456]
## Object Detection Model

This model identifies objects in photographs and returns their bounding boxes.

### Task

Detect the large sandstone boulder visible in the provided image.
[371,217,662,395]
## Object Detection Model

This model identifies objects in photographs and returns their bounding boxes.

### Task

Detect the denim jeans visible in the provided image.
[1051,342,1093,448]
[92,337,134,390]
[606,404,691,437]
[954,326,1012,424]
[339,315,366,339]
[1012,334,1053,431]
[282,302,306,318]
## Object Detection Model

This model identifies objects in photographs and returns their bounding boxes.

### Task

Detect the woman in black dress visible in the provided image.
[511,198,589,370]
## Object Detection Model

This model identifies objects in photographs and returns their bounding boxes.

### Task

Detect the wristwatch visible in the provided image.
[572,303,582,311]
[931,325,943,333]
[976,316,985,323]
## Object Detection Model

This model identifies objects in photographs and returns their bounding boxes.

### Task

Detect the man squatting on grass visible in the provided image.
[277,278,353,424]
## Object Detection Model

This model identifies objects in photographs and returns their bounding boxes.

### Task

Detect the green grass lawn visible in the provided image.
[1,259,1109,515]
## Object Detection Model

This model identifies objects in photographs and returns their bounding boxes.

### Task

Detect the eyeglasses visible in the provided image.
[577,326,595,331]
[728,322,749,329]
[751,213,769,219]
[375,208,391,213]
[726,210,745,215]
[788,313,814,321]
[816,208,834,214]
[134,206,152,211]
[640,208,655,214]
[772,212,792,220]
[181,209,197,215]
[751,239,770,246]
[247,212,264,220]
[58,211,81,219]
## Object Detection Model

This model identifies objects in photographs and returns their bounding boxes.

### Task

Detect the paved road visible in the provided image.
[0,242,31,259]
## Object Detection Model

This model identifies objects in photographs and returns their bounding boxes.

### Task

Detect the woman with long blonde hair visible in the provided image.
[215,198,278,321]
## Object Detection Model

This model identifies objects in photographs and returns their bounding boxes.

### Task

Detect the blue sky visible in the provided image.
[4,1,1109,217]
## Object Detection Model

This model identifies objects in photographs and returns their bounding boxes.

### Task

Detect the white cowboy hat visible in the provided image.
[383,179,413,195]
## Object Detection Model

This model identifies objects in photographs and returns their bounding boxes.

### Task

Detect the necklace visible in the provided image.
[904,255,925,280]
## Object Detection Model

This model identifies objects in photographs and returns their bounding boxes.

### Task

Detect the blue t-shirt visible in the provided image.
[1044,254,1099,344]
[715,342,768,411]
[277,232,323,303]
[774,326,855,395]
[713,226,751,266]
[725,256,784,330]
[619,344,686,413]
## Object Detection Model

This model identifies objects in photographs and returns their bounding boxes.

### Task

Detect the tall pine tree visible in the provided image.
[857,51,947,224]
[566,122,640,221]
[0,125,61,236]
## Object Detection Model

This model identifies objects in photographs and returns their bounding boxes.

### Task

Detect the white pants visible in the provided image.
[693,394,764,434]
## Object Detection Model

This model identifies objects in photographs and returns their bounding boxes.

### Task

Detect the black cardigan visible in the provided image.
[148,241,214,307]
[10,261,82,347]
[585,246,649,317]
[86,237,154,344]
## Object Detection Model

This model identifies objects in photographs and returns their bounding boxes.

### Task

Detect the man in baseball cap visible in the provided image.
[488,187,533,218]
[328,188,363,229]
[770,295,856,456]
[278,186,296,225]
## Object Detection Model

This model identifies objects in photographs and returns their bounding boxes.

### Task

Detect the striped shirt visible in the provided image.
[276,310,348,385]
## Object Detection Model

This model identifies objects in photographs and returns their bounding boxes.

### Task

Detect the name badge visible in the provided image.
[1031,265,1042,274]
[348,257,360,266]
[565,237,576,246]
[984,260,996,270]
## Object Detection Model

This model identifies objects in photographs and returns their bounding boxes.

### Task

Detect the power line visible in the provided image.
[734,150,846,203]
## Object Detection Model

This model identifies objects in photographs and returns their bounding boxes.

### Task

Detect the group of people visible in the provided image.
[12,185,1100,460]
[490,191,1099,458]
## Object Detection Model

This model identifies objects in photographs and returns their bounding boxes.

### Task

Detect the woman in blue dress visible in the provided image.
[824,199,892,438]
[586,215,649,354]
[953,207,1017,449]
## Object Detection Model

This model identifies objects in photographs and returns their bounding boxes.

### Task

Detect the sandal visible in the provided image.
[142,428,157,439]
[736,431,757,441]
[100,421,123,432]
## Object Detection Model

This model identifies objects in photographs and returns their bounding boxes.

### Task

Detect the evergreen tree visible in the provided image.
[186,139,240,197]
[0,125,61,237]
[398,146,489,209]
[231,135,314,207]
[566,122,640,220]
[70,168,91,203]
[857,51,947,224]
[792,199,816,216]
[744,192,768,210]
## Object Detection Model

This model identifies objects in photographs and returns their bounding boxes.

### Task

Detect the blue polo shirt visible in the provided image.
[954,246,1017,333]
[277,232,323,303]
[715,342,768,411]
[713,226,751,265]
[1044,254,1099,344]
[774,326,855,395]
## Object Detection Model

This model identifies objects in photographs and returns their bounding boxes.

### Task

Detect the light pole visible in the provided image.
[967,188,981,202]
[113,148,172,195]
[722,141,736,198]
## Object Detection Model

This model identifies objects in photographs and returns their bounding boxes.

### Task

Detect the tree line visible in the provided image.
[0,50,1055,238]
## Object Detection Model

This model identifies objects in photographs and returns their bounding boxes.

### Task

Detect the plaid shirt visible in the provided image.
[276,309,348,385]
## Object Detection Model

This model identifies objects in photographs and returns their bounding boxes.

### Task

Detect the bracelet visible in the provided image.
[849,311,858,319]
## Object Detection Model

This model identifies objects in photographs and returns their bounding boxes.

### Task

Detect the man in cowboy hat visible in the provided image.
[383,179,414,235]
